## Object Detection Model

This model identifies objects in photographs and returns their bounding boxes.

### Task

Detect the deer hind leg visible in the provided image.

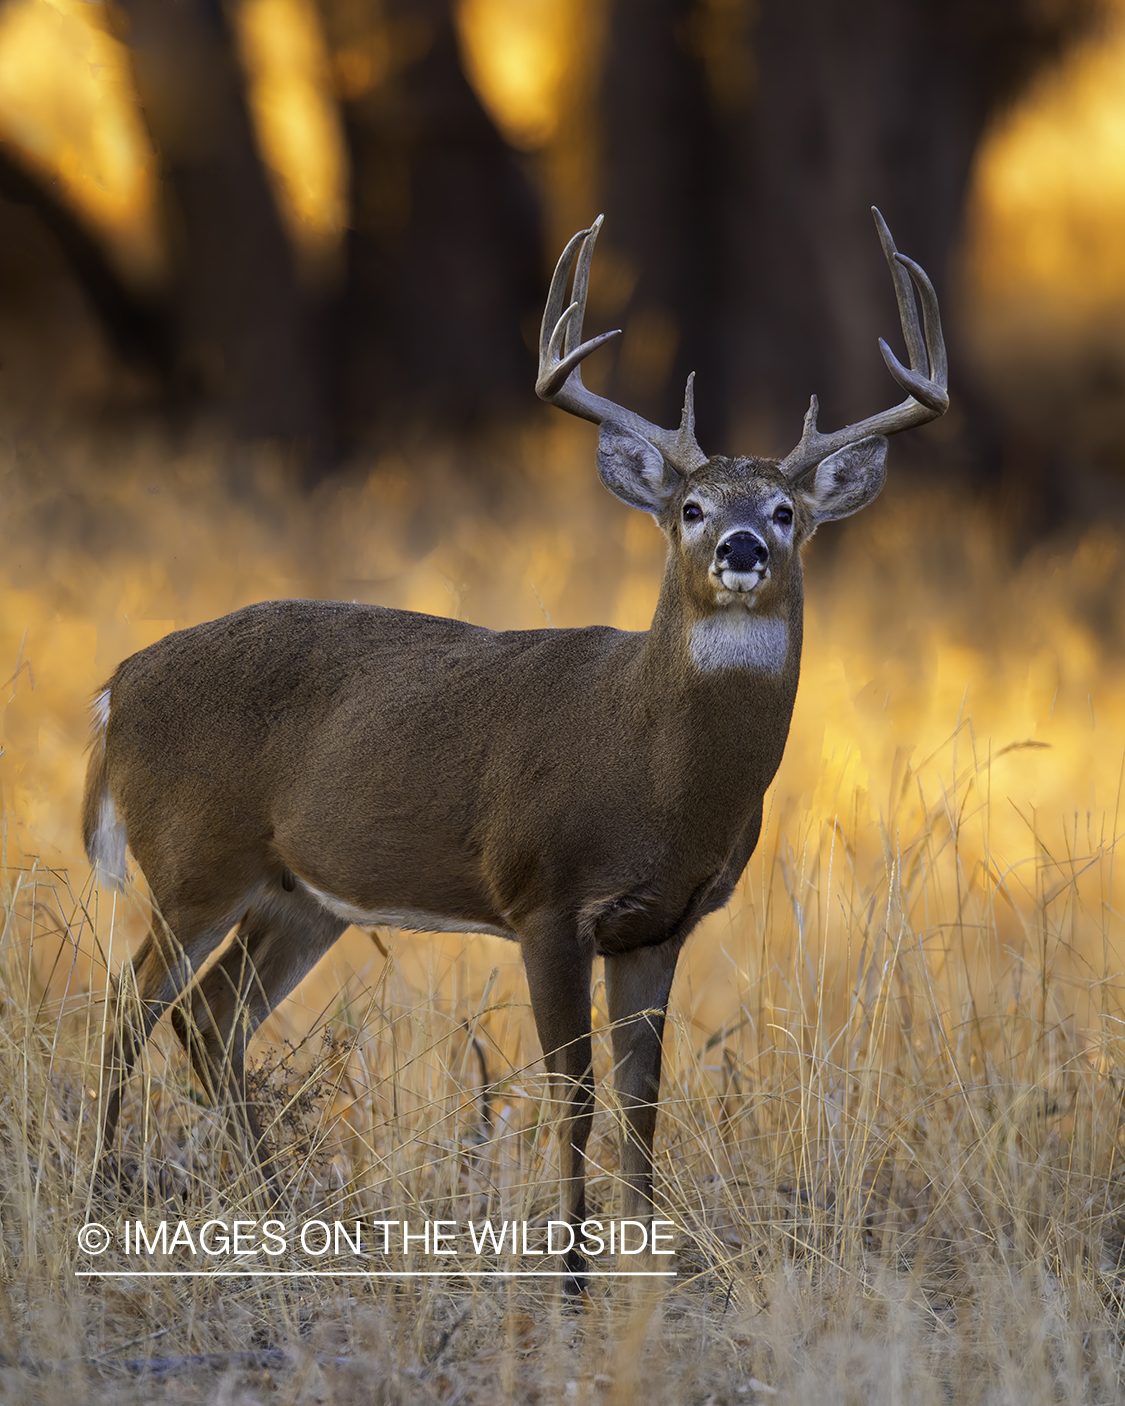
[521,918,594,1291]
[100,899,240,1163]
[169,881,347,1196]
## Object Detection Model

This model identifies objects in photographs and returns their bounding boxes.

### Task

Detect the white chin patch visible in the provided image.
[689,612,788,676]
[711,567,767,603]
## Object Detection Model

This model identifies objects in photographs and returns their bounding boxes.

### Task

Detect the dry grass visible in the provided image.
[3,427,1125,1400]
[3,728,1125,1403]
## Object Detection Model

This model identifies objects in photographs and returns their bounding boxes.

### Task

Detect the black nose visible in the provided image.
[715,531,768,573]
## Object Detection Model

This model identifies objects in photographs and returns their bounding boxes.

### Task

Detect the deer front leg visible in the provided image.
[521,917,594,1291]
[604,936,681,1229]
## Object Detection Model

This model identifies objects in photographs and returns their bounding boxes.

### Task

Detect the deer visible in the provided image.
[83,207,946,1287]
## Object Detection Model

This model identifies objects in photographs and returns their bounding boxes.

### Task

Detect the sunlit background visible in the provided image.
[8,0,1125,300]
[3,0,1125,1070]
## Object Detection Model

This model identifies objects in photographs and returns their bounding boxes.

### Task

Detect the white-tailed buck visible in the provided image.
[85,208,946,1284]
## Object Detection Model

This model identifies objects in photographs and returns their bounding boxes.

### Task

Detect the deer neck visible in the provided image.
[633,552,804,791]
[645,551,802,685]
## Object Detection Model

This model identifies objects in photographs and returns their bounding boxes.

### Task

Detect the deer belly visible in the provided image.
[295,876,515,940]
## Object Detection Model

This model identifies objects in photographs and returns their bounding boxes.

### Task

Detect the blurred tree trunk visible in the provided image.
[30,0,546,460]
[125,0,545,451]
[723,0,1099,462]
[318,0,542,445]
[600,0,1099,466]
[598,0,725,448]
[119,0,328,443]
[0,147,171,377]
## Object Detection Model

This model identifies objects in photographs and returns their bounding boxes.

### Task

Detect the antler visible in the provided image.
[779,207,949,482]
[536,216,709,476]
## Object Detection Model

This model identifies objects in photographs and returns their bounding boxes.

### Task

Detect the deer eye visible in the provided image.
[682,502,703,523]
[773,504,793,527]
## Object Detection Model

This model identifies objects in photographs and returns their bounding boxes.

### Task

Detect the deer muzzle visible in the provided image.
[712,530,769,594]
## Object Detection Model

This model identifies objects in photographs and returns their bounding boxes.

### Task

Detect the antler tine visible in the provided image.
[779,207,949,482]
[539,226,587,368]
[872,207,926,375]
[887,251,948,395]
[536,217,709,476]
[564,213,601,358]
[536,220,622,402]
[668,372,703,466]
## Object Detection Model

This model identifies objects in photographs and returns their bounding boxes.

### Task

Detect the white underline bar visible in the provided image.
[75,1270,676,1279]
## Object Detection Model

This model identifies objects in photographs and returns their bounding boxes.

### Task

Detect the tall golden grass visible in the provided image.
[2,426,1125,1400]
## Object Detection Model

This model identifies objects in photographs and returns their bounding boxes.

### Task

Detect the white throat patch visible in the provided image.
[689,612,789,675]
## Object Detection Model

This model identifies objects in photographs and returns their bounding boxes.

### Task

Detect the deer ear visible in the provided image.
[803,435,888,523]
[596,423,680,514]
